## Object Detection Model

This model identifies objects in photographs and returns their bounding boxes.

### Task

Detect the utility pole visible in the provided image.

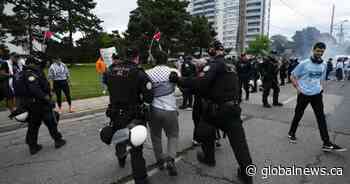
[330,4,335,36]
[339,23,344,44]
[237,0,247,54]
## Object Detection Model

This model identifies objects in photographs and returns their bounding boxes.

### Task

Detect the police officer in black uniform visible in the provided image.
[180,56,196,109]
[260,54,283,108]
[170,41,253,184]
[250,57,260,93]
[236,53,252,102]
[105,48,153,184]
[21,57,66,155]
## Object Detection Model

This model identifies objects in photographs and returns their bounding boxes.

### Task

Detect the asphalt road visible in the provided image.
[0,81,349,184]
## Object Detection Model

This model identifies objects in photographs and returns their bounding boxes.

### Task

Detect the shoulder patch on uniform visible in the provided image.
[28,76,36,82]
[203,66,210,72]
[146,82,152,90]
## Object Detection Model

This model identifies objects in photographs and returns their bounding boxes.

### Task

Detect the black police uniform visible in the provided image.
[21,65,65,154]
[260,57,282,107]
[279,61,288,86]
[180,58,196,108]
[173,55,253,183]
[236,58,252,101]
[250,59,260,93]
[105,60,153,184]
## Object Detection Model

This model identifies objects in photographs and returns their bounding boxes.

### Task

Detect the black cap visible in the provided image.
[210,40,224,50]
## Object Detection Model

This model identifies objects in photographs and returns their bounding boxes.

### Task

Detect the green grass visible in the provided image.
[67,65,104,100]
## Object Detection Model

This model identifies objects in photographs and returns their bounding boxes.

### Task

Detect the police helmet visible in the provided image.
[9,109,29,123]
[130,125,148,147]
[100,125,115,145]
[210,40,224,51]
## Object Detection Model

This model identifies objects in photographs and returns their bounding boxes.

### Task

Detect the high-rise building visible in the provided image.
[189,0,270,52]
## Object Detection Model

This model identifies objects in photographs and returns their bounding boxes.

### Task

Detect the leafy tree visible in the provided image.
[0,0,8,45]
[189,16,216,56]
[246,35,270,56]
[271,34,290,55]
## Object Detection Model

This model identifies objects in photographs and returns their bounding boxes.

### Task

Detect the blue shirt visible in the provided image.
[292,58,326,96]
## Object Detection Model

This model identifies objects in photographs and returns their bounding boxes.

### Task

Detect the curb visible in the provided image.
[0,107,107,134]
[0,97,184,133]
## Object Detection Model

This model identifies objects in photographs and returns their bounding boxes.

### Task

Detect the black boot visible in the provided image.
[273,102,283,106]
[166,158,178,176]
[263,103,272,108]
[29,144,43,155]
[55,139,66,149]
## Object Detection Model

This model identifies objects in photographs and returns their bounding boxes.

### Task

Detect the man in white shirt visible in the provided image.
[146,50,180,176]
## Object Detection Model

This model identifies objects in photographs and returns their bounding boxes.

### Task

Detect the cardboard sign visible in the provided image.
[100,47,117,66]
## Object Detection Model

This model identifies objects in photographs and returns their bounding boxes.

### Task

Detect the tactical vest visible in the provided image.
[209,63,240,104]
[106,63,141,106]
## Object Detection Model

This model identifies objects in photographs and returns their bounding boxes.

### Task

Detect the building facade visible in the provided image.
[189,0,270,52]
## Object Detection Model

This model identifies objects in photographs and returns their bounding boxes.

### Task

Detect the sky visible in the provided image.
[94,0,350,39]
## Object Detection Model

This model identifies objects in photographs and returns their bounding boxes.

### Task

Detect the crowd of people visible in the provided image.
[0,41,348,184]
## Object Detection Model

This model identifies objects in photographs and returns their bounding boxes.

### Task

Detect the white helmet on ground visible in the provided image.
[14,111,28,122]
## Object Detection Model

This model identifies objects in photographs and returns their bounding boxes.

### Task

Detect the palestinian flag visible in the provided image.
[44,31,63,43]
[153,31,161,41]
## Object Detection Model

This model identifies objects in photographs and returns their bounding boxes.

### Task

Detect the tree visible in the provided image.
[0,0,8,45]
[292,27,321,58]
[125,0,193,61]
[270,34,290,55]
[246,35,270,56]
[3,0,102,63]
[189,16,217,56]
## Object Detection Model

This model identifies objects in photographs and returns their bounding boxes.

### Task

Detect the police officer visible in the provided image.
[250,57,260,93]
[180,56,196,109]
[260,54,283,108]
[280,59,288,86]
[105,48,153,184]
[236,53,252,102]
[170,41,253,184]
[21,57,66,155]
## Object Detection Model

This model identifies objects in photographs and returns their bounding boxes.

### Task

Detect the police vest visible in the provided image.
[106,63,141,106]
[210,63,240,104]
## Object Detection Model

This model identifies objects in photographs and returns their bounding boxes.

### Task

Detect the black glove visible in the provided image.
[169,72,179,83]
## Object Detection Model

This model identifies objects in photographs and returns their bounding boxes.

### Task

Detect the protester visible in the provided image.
[146,50,180,176]
[0,49,9,102]
[6,53,25,112]
[48,57,74,113]
[288,42,346,152]
[96,56,107,94]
